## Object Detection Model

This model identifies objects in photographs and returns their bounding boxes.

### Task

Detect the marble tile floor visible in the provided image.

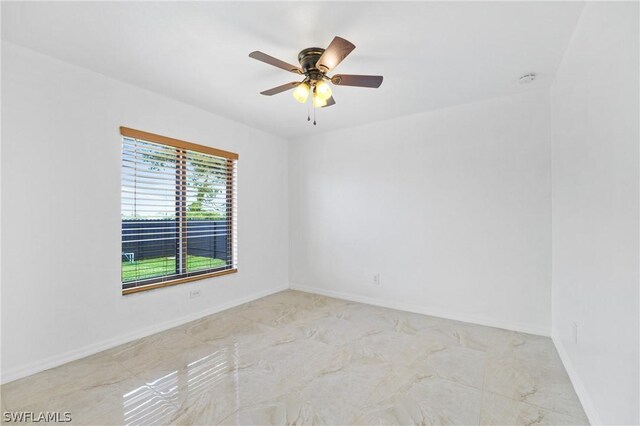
[1,290,588,425]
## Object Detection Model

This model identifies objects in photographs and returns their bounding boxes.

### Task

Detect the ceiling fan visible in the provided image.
[249,36,383,123]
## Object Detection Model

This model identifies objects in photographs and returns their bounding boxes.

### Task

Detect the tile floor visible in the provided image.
[1,290,588,425]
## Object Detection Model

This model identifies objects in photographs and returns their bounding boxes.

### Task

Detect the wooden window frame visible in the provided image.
[121,127,239,160]
[120,127,238,295]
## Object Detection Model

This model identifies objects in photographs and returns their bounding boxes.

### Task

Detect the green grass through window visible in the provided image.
[122,255,226,282]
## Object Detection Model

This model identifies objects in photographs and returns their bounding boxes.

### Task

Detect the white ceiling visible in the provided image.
[2,1,584,139]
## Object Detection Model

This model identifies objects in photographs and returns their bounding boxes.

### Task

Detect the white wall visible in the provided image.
[550,2,639,425]
[1,42,289,383]
[289,90,552,335]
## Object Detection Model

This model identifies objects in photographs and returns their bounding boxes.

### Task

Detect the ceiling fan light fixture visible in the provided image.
[315,80,332,101]
[292,82,310,103]
[312,92,327,107]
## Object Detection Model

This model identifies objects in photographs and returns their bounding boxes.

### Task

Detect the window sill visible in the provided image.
[122,268,238,295]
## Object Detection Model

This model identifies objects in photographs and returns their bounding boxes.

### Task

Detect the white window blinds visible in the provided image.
[120,127,238,294]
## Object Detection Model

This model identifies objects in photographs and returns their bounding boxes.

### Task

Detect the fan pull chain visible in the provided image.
[313,105,317,125]
[307,102,310,122]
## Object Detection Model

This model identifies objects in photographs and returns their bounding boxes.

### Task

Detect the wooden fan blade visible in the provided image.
[331,74,383,88]
[322,96,336,108]
[260,82,300,96]
[316,37,356,73]
[249,51,302,74]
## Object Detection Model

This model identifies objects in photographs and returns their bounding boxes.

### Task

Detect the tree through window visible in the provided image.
[120,127,238,294]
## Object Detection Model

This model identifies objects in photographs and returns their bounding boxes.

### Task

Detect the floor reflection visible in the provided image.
[123,346,239,424]
[123,384,176,425]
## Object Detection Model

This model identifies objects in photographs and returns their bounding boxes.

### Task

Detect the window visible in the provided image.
[120,127,238,294]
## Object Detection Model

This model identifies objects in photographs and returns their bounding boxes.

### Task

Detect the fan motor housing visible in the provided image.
[298,47,325,78]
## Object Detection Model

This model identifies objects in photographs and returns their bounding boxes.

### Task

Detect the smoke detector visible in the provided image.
[518,73,536,84]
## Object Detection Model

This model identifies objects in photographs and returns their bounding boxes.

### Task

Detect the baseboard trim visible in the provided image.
[1,285,288,385]
[552,336,602,425]
[290,284,549,336]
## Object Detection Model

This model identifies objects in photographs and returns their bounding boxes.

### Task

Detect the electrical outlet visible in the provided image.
[189,290,201,299]
[572,322,578,344]
[373,273,380,286]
